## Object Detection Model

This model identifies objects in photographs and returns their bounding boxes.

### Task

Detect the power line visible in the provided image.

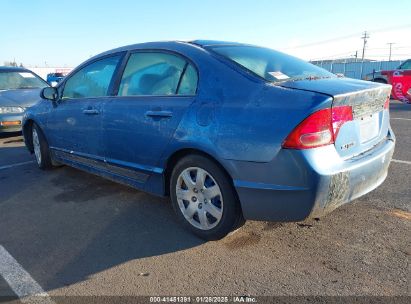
[309,50,357,61]
[308,45,411,61]
[285,24,411,50]
[362,46,411,50]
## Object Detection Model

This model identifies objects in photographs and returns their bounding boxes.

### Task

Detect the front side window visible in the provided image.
[208,45,335,83]
[62,55,121,99]
[118,52,197,96]
[0,71,48,90]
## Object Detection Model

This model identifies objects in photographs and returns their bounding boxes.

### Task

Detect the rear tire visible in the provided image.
[32,123,53,170]
[170,154,243,240]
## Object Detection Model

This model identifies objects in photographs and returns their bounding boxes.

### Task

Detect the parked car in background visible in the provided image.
[22,41,395,240]
[364,59,411,83]
[46,72,65,86]
[0,66,49,133]
[364,59,411,103]
[386,70,411,103]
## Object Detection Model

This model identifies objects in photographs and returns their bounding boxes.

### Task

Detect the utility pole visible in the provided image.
[361,31,370,61]
[353,51,358,62]
[387,42,395,61]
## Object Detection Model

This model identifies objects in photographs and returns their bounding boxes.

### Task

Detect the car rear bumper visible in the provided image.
[0,114,23,132]
[230,131,395,222]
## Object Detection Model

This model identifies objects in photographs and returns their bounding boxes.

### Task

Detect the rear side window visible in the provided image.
[118,52,197,96]
[209,45,335,82]
[178,64,198,95]
[62,55,122,99]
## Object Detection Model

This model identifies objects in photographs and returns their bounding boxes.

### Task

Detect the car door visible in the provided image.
[47,54,124,162]
[103,51,198,186]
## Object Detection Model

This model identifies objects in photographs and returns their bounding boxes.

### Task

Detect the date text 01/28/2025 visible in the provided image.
[149,296,257,303]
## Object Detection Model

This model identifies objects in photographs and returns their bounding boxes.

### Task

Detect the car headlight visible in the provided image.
[0,106,25,114]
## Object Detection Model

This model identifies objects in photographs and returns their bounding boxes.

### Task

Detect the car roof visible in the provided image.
[0,66,30,73]
[190,40,252,47]
[94,40,252,58]
[70,40,258,74]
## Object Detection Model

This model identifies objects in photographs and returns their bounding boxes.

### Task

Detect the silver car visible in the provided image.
[0,67,49,133]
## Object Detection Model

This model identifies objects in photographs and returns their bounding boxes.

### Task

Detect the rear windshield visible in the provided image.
[0,71,48,90]
[208,45,335,82]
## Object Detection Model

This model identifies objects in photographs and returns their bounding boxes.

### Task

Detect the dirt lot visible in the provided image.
[0,101,409,303]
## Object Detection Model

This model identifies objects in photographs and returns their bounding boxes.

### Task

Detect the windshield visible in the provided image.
[208,45,335,82]
[399,60,411,70]
[0,71,49,90]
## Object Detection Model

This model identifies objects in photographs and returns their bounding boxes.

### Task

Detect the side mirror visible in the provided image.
[41,87,58,101]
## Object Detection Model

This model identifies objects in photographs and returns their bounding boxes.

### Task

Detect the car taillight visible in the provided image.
[332,106,353,139]
[384,97,390,110]
[282,106,353,149]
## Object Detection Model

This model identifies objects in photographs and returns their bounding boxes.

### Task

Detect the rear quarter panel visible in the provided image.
[158,45,333,167]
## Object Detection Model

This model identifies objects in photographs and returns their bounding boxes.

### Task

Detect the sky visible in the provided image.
[1,0,410,67]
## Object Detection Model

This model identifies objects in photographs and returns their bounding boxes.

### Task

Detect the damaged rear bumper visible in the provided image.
[229,131,395,222]
[308,135,395,218]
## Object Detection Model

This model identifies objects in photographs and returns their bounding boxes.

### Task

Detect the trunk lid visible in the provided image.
[279,78,392,159]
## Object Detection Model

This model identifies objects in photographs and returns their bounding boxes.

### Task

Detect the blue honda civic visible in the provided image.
[22,40,395,240]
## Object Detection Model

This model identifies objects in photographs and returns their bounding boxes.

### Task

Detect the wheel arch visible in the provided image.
[22,119,50,153]
[163,148,237,198]
[22,119,35,152]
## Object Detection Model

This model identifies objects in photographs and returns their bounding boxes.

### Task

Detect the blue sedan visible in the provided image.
[22,41,395,240]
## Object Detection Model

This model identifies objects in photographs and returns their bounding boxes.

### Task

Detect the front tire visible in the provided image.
[32,123,53,170]
[170,154,243,240]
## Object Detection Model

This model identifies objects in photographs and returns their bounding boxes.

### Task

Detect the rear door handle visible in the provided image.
[83,109,100,115]
[145,110,173,118]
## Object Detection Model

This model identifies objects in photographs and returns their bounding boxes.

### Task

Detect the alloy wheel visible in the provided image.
[176,167,223,230]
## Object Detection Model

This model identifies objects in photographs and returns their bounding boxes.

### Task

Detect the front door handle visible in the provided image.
[83,109,100,115]
[145,110,173,118]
